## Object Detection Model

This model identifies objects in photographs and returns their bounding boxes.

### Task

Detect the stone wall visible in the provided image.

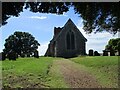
[55,20,87,58]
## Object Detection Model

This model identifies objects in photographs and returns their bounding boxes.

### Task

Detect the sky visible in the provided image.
[0,7,118,56]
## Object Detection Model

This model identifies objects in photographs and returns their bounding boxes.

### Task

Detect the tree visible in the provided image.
[3,31,40,60]
[2,2,24,25]
[105,38,120,56]
[73,2,120,34]
[2,2,120,34]
[2,2,70,25]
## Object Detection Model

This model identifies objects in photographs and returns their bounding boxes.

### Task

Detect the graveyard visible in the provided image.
[1,2,119,89]
[1,56,118,88]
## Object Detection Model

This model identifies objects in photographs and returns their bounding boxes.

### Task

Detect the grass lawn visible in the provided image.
[1,56,119,88]
[70,56,118,88]
[1,57,67,88]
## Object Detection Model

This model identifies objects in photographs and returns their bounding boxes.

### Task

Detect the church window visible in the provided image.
[71,32,75,49]
[66,31,75,50]
[66,32,70,49]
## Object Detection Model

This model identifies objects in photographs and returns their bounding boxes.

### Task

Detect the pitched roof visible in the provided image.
[51,18,87,43]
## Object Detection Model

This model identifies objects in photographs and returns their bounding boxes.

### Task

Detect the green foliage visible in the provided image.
[2,2,24,25]
[105,38,120,54]
[2,2,119,34]
[73,2,119,34]
[3,31,40,60]
[70,56,118,88]
[2,2,70,25]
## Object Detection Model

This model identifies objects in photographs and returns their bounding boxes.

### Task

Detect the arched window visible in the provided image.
[71,32,75,49]
[66,32,70,49]
[66,31,75,50]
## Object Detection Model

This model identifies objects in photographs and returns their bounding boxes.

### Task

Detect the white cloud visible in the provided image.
[29,16,47,20]
[37,42,49,56]
[76,19,118,54]
[50,12,68,17]
[55,14,68,17]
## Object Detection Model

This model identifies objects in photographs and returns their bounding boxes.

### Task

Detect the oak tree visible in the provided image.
[3,31,40,60]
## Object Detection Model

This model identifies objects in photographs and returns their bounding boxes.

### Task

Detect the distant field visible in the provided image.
[70,56,118,88]
[1,56,119,88]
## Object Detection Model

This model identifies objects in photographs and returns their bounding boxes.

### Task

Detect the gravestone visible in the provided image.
[94,51,100,56]
[34,50,39,58]
[110,50,115,56]
[2,52,6,60]
[89,49,93,56]
[103,50,108,56]
[27,53,30,57]
[21,53,25,58]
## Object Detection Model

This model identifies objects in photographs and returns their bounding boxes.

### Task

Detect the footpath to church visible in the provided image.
[51,59,102,88]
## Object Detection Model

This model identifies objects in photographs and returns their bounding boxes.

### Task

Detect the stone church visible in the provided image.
[45,19,87,58]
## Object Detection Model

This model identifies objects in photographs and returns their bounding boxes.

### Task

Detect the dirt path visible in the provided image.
[53,59,102,88]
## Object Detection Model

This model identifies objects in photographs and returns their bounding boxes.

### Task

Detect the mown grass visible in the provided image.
[1,56,119,88]
[1,57,67,88]
[70,56,118,88]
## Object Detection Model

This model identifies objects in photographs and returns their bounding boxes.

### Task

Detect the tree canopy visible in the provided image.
[3,31,40,60]
[2,2,120,34]
[105,38,120,55]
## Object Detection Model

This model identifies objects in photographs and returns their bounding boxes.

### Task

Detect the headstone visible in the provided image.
[94,51,100,56]
[110,50,115,56]
[89,49,93,56]
[27,53,30,57]
[1,52,6,61]
[34,50,39,58]
[103,50,108,56]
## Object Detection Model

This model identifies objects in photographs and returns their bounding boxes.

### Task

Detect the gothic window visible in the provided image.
[66,32,70,49]
[66,31,75,50]
[71,32,75,49]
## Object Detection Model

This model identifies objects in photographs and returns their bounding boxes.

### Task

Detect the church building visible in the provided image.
[45,19,87,58]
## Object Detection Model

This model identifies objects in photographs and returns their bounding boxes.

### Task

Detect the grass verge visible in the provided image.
[70,56,118,88]
[2,57,67,88]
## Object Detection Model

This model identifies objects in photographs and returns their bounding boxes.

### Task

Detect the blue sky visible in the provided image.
[0,7,118,55]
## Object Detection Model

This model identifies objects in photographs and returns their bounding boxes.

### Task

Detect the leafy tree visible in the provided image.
[2,2,24,25]
[3,31,40,60]
[73,2,120,34]
[2,2,119,34]
[2,2,70,25]
[105,38,120,56]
